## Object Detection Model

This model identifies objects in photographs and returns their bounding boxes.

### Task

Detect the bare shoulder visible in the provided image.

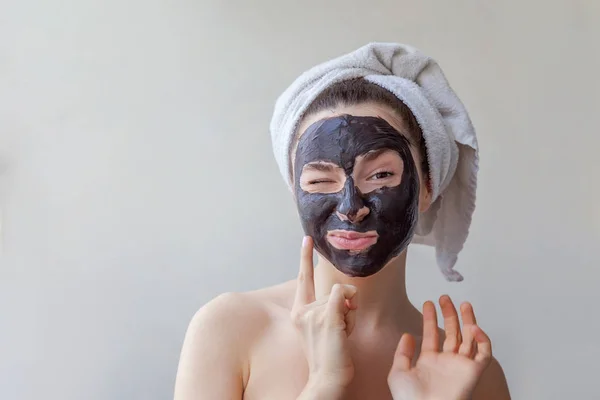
[472,357,511,400]
[173,281,296,399]
[188,291,268,340]
[246,279,297,311]
[186,279,296,347]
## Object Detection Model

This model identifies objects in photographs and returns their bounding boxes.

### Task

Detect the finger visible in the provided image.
[293,236,315,309]
[304,288,357,312]
[345,308,357,336]
[460,302,477,325]
[304,297,329,310]
[392,333,416,372]
[345,298,358,310]
[326,284,358,319]
[421,301,439,353]
[458,321,476,358]
[440,295,461,353]
[472,325,493,365]
[458,302,477,358]
[343,293,358,336]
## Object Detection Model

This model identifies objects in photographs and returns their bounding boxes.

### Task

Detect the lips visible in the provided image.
[326,229,379,251]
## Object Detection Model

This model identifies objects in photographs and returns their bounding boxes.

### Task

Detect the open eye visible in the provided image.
[353,149,403,193]
[368,170,395,181]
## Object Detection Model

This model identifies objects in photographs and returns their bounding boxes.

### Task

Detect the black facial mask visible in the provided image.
[294,115,420,277]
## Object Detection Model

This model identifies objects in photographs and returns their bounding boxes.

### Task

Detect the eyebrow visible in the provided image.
[303,162,339,172]
[360,148,390,163]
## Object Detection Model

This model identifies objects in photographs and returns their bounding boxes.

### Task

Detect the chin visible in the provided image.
[335,263,385,278]
[333,252,405,278]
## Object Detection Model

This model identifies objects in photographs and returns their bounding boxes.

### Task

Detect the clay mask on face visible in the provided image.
[294,115,420,277]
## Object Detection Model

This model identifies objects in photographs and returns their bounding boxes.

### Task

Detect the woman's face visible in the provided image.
[292,103,432,277]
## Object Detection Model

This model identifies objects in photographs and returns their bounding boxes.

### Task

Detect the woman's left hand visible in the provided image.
[387,296,492,400]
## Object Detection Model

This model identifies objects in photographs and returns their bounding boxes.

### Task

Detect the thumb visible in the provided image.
[391,333,416,372]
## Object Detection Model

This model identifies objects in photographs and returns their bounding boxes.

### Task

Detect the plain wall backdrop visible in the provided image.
[1,0,599,399]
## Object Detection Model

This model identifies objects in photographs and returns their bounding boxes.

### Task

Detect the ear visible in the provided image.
[418,178,433,213]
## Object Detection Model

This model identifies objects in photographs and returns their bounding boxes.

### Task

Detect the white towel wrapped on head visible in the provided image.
[269,42,479,282]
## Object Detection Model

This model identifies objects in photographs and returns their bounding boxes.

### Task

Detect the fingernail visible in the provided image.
[302,236,308,247]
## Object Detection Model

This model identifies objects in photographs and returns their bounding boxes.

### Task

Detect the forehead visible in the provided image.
[297,115,402,158]
[294,114,412,179]
[292,103,411,163]
[296,103,409,143]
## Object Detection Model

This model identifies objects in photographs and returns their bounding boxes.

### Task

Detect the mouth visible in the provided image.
[326,229,379,251]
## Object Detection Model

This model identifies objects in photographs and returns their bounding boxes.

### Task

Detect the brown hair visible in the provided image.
[291,78,430,182]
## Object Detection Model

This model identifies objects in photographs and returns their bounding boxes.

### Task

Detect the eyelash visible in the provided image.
[369,170,395,180]
[308,179,334,185]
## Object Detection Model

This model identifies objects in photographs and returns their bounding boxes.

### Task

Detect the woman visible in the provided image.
[174,43,511,399]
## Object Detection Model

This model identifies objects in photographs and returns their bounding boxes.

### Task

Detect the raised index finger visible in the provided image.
[421,301,440,353]
[293,236,315,308]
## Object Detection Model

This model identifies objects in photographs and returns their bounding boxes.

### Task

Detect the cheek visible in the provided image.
[365,189,398,219]
[365,176,419,219]
[415,166,432,211]
[296,192,338,221]
[409,149,425,183]
[408,150,431,209]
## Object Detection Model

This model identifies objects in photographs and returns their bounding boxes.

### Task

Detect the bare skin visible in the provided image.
[174,104,511,399]
[174,247,510,399]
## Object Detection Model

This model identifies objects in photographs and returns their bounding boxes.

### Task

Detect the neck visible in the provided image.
[313,251,420,330]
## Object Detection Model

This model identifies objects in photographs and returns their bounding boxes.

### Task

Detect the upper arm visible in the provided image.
[472,357,511,400]
[174,293,256,400]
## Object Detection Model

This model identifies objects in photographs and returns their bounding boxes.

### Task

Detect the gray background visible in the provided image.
[1,0,598,399]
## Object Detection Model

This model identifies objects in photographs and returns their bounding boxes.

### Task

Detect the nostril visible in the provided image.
[336,211,349,222]
[336,209,367,224]
[354,207,370,222]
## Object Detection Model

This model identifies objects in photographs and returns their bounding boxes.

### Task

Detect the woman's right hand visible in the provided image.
[292,236,358,399]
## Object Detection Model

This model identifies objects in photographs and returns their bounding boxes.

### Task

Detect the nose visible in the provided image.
[336,179,370,224]
[336,207,370,223]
